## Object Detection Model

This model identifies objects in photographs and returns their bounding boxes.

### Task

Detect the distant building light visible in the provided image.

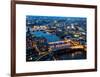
[74,34,80,37]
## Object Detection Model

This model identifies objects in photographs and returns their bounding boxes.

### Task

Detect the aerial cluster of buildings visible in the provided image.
[32,25,48,31]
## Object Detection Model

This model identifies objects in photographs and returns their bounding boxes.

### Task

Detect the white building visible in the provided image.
[32,25,48,31]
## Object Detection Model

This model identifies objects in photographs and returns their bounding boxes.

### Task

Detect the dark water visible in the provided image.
[32,31,60,42]
[38,49,86,61]
[26,48,86,61]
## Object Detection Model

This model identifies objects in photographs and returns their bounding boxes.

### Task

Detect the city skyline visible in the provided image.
[26,15,87,62]
[26,15,87,28]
